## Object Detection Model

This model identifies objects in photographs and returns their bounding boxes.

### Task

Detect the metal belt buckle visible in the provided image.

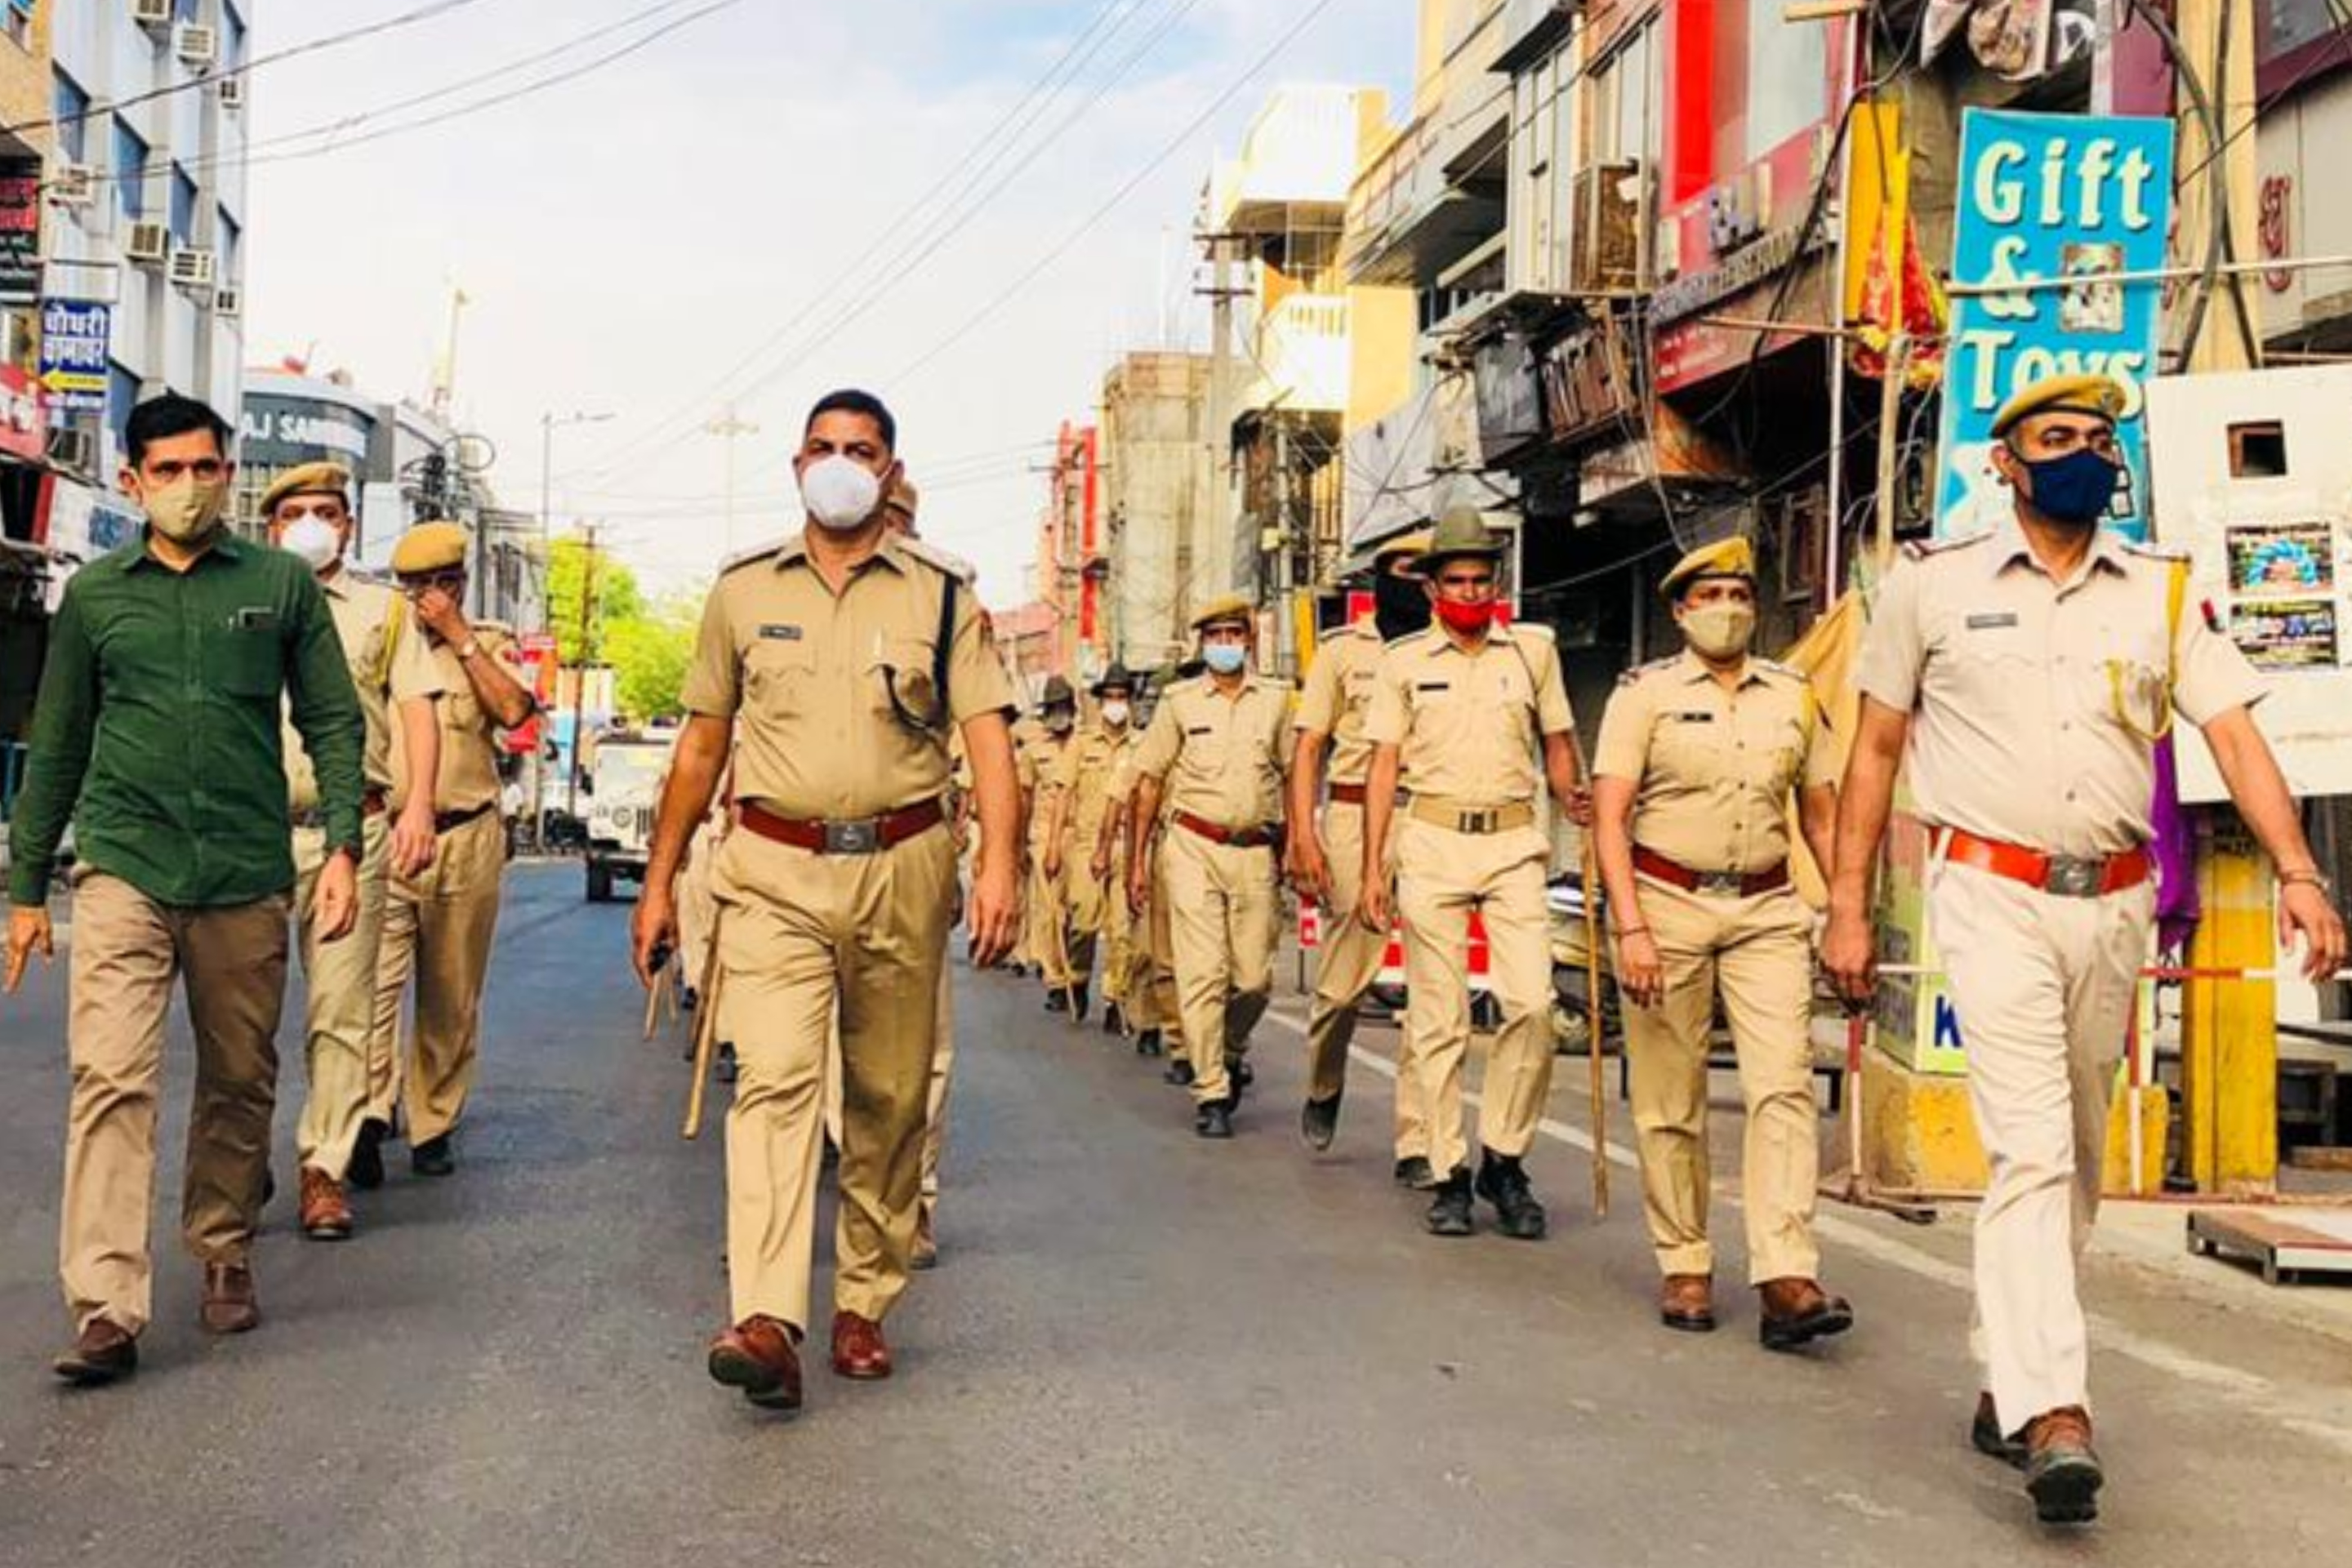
[2043,855,2105,898]
[1697,871,1745,897]
[1462,808,1496,834]
[824,818,882,855]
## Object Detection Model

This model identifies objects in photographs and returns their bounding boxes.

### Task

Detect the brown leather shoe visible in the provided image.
[299,1167,354,1241]
[52,1318,138,1386]
[1757,1276,1853,1351]
[831,1310,893,1380]
[200,1262,260,1335]
[2023,1405,2103,1525]
[1659,1274,1717,1333]
[911,1210,939,1272]
[707,1315,803,1410]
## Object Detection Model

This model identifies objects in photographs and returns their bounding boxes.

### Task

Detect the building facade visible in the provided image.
[1100,349,1213,675]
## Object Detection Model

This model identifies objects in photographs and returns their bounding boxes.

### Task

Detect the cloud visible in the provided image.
[245,0,1413,598]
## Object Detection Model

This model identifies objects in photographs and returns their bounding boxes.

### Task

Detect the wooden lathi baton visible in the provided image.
[1582,820,1610,1219]
[641,948,670,1041]
[682,905,728,1139]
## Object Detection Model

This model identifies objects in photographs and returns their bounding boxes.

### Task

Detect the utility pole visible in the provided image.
[2177,0,2262,373]
[705,404,761,553]
[1198,229,1242,622]
[565,522,601,829]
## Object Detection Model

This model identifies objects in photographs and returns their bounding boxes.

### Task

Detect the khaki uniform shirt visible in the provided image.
[287,569,443,809]
[1294,622,1389,786]
[1052,721,1134,846]
[1132,673,1290,828]
[1856,521,2266,857]
[1364,625,1575,804]
[1594,651,1837,875]
[390,625,519,815]
[1019,728,1074,849]
[679,533,1015,819]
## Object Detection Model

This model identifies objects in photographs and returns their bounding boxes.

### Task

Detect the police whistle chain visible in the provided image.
[682,905,729,1140]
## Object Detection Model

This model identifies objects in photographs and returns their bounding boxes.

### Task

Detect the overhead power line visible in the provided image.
[7,0,510,136]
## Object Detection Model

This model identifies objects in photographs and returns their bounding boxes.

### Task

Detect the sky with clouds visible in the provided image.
[243,0,1416,601]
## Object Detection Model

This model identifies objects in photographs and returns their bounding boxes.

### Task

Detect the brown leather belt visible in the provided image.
[1944,828,2152,898]
[291,788,389,831]
[363,787,388,817]
[434,800,498,835]
[740,796,945,856]
[1410,797,1535,835]
[1173,810,1278,849]
[1633,845,1789,898]
[1326,782,1410,808]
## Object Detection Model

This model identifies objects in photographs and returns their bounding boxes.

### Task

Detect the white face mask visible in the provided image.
[1100,700,1131,728]
[800,455,884,533]
[282,516,344,574]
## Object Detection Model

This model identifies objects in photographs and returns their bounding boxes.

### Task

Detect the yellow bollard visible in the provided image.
[2180,806,2278,1195]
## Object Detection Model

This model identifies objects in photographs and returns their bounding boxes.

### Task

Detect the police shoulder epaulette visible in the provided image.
[1900,531,1992,562]
[2118,537,2189,563]
[895,534,979,586]
[1388,626,1442,650]
[1752,657,1804,679]
[718,538,786,576]
[1509,620,1557,644]
[1615,654,1677,687]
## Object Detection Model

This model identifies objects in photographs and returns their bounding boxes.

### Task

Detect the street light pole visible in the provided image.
[536,409,612,854]
[705,404,760,554]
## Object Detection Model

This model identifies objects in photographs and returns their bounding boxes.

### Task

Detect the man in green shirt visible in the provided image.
[2,394,367,1387]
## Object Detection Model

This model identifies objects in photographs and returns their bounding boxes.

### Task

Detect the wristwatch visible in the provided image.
[455,638,483,662]
[2280,867,2335,896]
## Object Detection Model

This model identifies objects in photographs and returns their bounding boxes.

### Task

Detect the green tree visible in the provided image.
[605,591,703,723]
[546,534,644,666]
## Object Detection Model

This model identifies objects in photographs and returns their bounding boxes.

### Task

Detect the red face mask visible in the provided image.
[1432,596,1496,635]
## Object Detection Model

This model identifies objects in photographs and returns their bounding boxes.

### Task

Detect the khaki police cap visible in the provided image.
[1991,372,2127,438]
[390,521,470,576]
[1191,592,1255,633]
[1091,661,1137,696]
[1410,507,1506,574]
[260,461,354,519]
[1660,535,1756,599]
[1040,675,1077,709]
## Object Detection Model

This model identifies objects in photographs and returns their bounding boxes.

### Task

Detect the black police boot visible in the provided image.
[1136,1028,1163,1058]
[1164,1058,1196,1088]
[411,1136,456,1178]
[1227,1054,1254,1097]
[1475,1149,1548,1241]
[349,1118,389,1192]
[1392,1155,1437,1189]
[1103,1002,1125,1038]
[1300,1094,1341,1152]
[1045,988,1068,1014]
[717,1043,739,1085]
[1195,1102,1234,1139]
[1425,1169,1475,1236]
[1072,982,1090,1022]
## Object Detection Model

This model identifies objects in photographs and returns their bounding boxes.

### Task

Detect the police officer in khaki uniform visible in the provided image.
[1004,710,1047,978]
[1092,679,1155,1044]
[370,522,540,1178]
[1826,372,2345,1526]
[1129,598,1289,1137]
[1102,688,1186,1062]
[1594,535,1849,1345]
[1023,676,1082,1012]
[264,462,445,1237]
[1045,665,1137,1028]
[1290,532,1434,1179]
[634,390,1019,1412]
[1361,510,1589,1240]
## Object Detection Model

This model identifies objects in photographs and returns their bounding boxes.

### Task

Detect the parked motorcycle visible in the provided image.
[1548,871,1619,1056]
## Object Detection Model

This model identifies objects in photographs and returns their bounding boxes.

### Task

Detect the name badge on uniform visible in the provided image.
[1667,711,1714,724]
[758,624,802,640]
[1186,725,1212,737]
[1416,680,1450,693]
[1965,612,2020,630]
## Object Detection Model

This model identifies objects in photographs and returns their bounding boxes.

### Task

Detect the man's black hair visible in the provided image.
[126,393,234,468]
[804,389,897,452]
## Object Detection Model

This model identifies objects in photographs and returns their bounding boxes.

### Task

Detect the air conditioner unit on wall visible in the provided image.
[218,76,246,110]
[131,0,172,29]
[126,220,171,265]
[169,247,216,288]
[47,163,96,207]
[47,427,96,474]
[176,24,219,69]
[212,284,242,318]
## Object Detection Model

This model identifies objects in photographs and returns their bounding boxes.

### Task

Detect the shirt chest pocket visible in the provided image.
[870,635,943,728]
[443,682,483,734]
[1180,719,1227,776]
[1650,709,1722,781]
[2085,619,2173,742]
[212,618,284,697]
[745,638,817,715]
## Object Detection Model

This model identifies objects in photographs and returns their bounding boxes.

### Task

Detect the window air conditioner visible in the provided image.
[212,284,242,318]
[126,220,172,265]
[47,163,97,207]
[169,247,217,289]
[176,24,220,69]
[219,76,246,110]
[131,0,172,29]
[1570,160,1647,296]
[47,427,97,474]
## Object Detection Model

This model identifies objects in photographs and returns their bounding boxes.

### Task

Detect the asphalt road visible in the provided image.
[2,862,2350,1566]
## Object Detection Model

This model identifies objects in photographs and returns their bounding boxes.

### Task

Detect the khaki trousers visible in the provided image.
[1141,836,1187,1055]
[1623,877,1820,1284]
[679,824,720,993]
[1306,801,1430,1159]
[369,808,505,1145]
[292,814,390,1179]
[61,874,290,1335]
[1396,819,1552,1177]
[1934,860,2150,1432]
[1062,840,1107,988]
[715,822,955,1331]
[920,961,955,1227]
[1099,841,1137,1010]
[1160,825,1277,1106]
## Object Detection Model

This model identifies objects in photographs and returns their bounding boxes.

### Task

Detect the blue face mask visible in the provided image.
[1202,643,1246,675]
[2013,445,2121,527]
